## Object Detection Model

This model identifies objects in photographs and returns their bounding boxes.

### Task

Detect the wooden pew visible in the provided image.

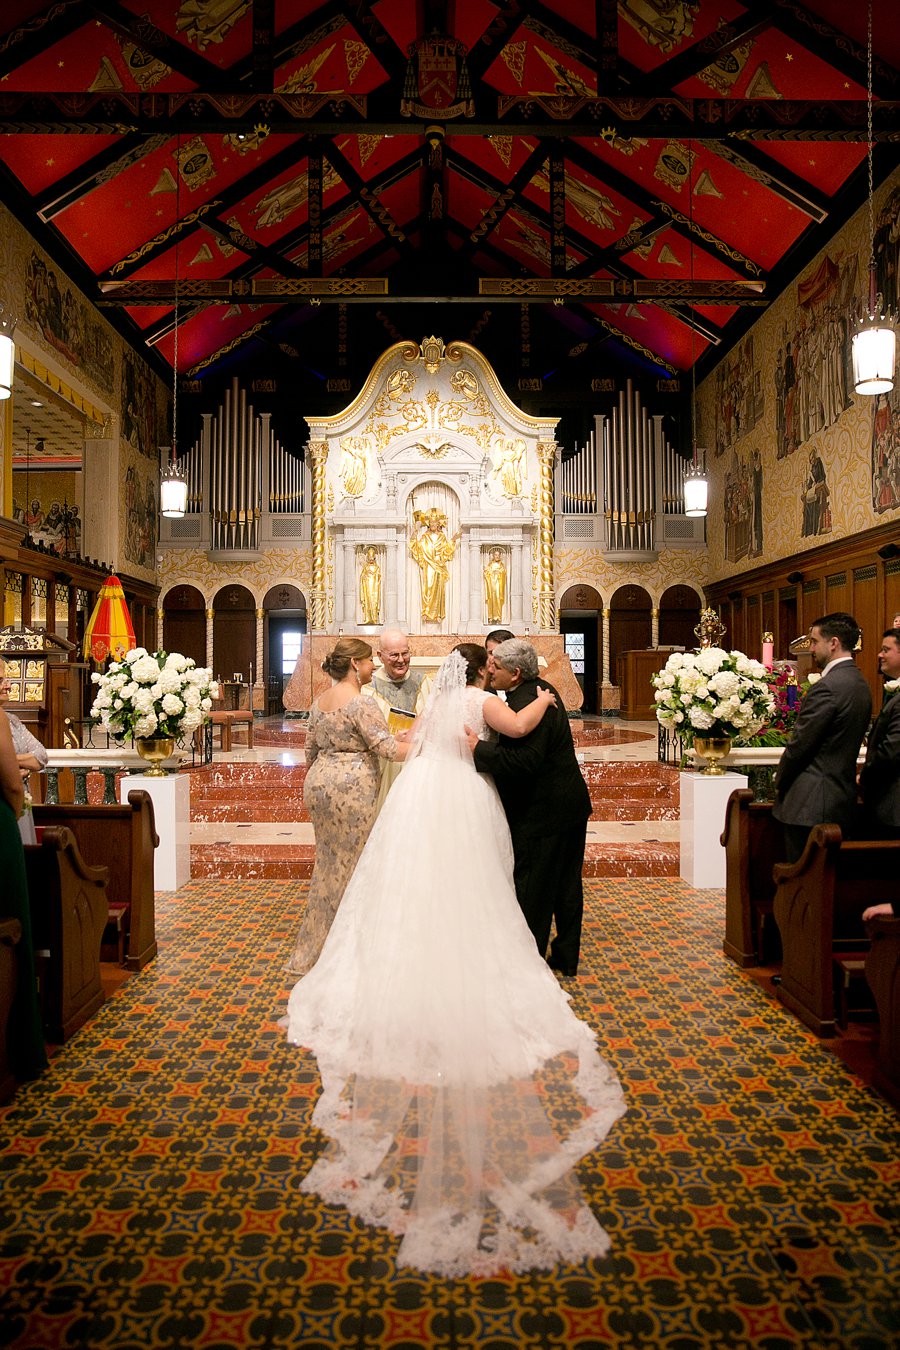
[865,912,900,1107]
[772,825,900,1037]
[24,827,109,1042]
[33,790,159,971]
[0,918,22,1104]
[721,789,784,968]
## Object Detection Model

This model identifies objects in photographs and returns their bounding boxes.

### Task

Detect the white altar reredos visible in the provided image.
[304,335,560,636]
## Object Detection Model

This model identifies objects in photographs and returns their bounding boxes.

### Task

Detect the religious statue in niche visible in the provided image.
[491,437,526,497]
[409,508,460,624]
[801,446,831,538]
[723,447,763,564]
[338,436,369,498]
[483,549,507,624]
[359,547,382,626]
[872,387,900,514]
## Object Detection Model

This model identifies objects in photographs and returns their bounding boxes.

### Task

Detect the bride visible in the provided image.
[283,643,626,1277]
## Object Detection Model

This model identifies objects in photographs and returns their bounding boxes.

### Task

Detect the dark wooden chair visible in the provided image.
[33,789,159,970]
[772,825,900,1037]
[865,912,900,1106]
[0,918,22,1103]
[721,789,784,967]
[24,827,109,1042]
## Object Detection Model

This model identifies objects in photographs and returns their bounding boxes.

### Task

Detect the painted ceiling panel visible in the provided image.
[0,19,195,92]
[118,0,253,69]
[0,0,893,387]
[617,0,748,75]
[0,134,123,197]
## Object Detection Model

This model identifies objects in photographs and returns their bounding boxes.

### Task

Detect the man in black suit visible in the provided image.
[857,627,900,840]
[470,638,591,976]
[773,611,872,863]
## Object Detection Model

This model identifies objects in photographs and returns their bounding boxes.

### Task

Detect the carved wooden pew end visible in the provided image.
[772,825,900,1038]
[24,827,109,1043]
[0,919,22,1104]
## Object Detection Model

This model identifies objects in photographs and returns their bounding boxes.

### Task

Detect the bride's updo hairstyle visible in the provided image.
[452,642,488,686]
[322,637,372,680]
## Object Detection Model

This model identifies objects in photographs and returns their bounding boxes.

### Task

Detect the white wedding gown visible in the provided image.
[284,663,626,1277]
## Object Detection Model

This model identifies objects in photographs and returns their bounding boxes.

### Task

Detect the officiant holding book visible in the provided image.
[363,627,431,810]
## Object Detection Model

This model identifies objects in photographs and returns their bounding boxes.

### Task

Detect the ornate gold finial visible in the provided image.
[763,631,774,643]
[419,335,445,373]
[694,607,727,648]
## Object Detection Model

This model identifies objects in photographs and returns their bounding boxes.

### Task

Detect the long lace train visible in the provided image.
[284,671,626,1276]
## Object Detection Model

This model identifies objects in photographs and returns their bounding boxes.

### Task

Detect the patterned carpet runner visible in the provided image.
[1,877,898,1349]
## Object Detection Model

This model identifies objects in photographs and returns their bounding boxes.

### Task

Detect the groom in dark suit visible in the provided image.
[857,627,900,839]
[470,638,591,976]
[773,611,872,862]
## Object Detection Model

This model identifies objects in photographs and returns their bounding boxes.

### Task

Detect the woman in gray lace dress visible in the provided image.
[286,638,408,975]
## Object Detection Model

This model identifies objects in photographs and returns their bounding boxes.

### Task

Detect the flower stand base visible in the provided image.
[680,770,748,889]
[120,772,190,892]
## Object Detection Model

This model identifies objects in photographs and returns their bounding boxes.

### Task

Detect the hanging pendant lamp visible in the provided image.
[850,0,896,395]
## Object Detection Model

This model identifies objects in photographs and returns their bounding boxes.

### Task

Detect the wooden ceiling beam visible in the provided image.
[35,134,168,221]
[1,91,896,137]
[96,277,763,304]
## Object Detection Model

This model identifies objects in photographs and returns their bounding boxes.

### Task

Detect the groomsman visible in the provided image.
[471,638,591,976]
[773,612,871,863]
[857,627,900,839]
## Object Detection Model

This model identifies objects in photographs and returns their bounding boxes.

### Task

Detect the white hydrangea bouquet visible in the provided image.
[90,648,213,741]
[652,647,776,746]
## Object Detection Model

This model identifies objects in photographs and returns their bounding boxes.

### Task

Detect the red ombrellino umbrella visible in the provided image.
[83,575,136,663]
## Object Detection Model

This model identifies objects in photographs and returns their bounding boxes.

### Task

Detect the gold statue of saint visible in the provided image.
[359,547,382,626]
[409,507,460,624]
[492,437,526,497]
[339,436,368,497]
[483,548,506,624]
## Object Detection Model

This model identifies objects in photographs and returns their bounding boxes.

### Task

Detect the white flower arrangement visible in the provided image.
[884,677,900,697]
[90,648,213,742]
[652,646,776,745]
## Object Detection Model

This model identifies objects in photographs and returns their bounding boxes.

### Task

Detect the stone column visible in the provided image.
[651,606,660,648]
[602,607,612,688]
[206,607,214,676]
[307,440,328,631]
[156,606,164,652]
[536,441,558,632]
[255,607,265,713]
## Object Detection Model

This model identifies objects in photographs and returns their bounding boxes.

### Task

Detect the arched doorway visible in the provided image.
[559,584,602,715]
[163,584,206,666]
[263,583,307,715]
[212,584,255,686]
[659,584,702,650]
[609,584,652,685]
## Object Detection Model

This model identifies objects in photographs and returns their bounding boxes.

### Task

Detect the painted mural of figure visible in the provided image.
[483,549,507,624]
[409,508,460,624]
[801,447,829,537]
[750,448,763,557]
[783,341,797,454]
[359,548,382,626]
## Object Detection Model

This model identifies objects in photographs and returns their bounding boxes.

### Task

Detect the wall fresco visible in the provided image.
[701,167,900,582]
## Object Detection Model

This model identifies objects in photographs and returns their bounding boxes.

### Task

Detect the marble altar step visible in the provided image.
[187,760,680,878]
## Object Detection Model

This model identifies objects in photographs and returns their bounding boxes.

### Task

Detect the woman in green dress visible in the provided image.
[0,705,46,1082]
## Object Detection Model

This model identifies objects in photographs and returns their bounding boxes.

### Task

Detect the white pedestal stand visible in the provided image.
[679,770,748,889]
[120,772,191,892]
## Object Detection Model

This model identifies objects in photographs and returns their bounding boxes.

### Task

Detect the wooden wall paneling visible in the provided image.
[850,565,879,690]
[778,587,798,660]
[824,570,849,617]
[885,559,900,624]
